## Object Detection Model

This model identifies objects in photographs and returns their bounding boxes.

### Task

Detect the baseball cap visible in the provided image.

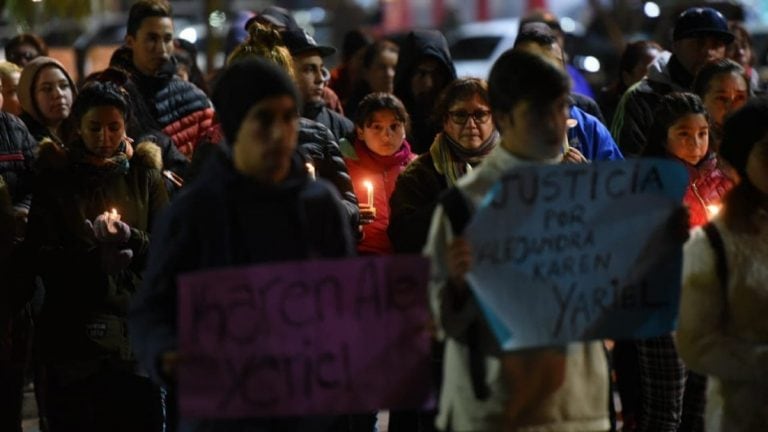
[281,29,336,57]
[673,7,734,43]
[244,6,299,32]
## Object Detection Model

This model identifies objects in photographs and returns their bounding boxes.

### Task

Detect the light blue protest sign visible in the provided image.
[465,159,689,350]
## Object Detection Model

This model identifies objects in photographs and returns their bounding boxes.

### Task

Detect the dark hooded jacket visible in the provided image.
[393,30,457,155]
[22,138,168,383]
[128,150,354,432]
[110,47,214,158]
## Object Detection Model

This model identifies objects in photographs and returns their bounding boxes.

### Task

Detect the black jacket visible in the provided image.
[298,118,361,237]
[388,152,447,253]
[393,30,457,155]
[23,140,168,381]
[303,100,355,142]
[128,151,354,432]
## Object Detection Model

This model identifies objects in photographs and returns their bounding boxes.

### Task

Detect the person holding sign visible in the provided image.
[129,58,355,432]
[425,50,610,432]
[342,92,416,255]
[21,81,169,431]
[676,98,768,432]
[388,78,499,254]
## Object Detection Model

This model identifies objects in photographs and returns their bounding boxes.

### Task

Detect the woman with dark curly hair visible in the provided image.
[23,80,168,432]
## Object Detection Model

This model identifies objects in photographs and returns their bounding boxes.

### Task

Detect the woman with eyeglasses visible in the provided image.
[388,78,499,255]
[4,33,48,68]
[17,57,75,145]
[342,92,416,255]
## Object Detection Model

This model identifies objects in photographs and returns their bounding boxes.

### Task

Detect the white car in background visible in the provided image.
[449,18,519,80]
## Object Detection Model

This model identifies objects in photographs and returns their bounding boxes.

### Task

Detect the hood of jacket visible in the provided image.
[393,30,457,108]
[18,56,77,126]
[34,137,163,176]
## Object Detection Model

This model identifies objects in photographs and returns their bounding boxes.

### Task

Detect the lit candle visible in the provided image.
[363,180,374,208]
[106,208,121,234]
[306,162,316,180]
[706,204,722,218]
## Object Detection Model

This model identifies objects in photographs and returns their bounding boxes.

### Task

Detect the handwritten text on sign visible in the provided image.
[177,256,432,418]
[465,159,689,350]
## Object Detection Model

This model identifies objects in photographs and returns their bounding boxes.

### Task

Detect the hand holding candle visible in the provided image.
[91,208,130,243]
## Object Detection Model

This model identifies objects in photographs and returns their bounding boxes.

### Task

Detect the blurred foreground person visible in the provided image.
[677,97,768,432]
[129,58,354,432]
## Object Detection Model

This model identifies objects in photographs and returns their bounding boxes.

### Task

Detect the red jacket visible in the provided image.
[342,139,415,254]
[683,154,735,227]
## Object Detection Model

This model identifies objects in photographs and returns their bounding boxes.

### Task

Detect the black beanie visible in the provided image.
[212,58,300,145]
[720,97,768,176]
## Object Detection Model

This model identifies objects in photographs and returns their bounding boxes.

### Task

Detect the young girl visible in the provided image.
[342,92,416,255]
[646,92,735,227]
[693,59,749,153]
[632,92,735,432]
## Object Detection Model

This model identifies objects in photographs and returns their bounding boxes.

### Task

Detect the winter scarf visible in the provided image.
[429,130,499,186]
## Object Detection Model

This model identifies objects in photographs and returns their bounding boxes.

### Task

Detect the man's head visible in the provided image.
[409,56,451,110]
[488,50,571,160]
[282,29,336,106]
[213,58,300,182]
[125,0,174,76]
[513,23,565,70]
[672,7,734,76]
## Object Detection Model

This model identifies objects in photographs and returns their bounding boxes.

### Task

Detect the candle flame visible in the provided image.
[363,180,373,190]
[111,208,118,216]
[707,204,722,217]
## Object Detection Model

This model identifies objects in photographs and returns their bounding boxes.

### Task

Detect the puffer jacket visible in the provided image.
[299,118,361,235]
[0,112,37,208]
[110,47,214,158]
[23,138,168,383]
[683,155,735,227]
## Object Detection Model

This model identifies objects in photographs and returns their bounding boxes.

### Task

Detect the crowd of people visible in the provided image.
[0,1,766,432]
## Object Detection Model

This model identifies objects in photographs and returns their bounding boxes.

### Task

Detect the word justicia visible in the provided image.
[489,162,665,207]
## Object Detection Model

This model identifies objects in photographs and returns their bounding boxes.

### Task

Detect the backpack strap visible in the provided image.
[701,222,729,321]
[439,187,490,400]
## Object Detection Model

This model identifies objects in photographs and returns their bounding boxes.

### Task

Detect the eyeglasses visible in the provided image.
[447,109,491,125]
[8,51,37,63]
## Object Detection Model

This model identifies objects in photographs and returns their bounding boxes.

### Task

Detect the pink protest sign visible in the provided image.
[177,255,432,419]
